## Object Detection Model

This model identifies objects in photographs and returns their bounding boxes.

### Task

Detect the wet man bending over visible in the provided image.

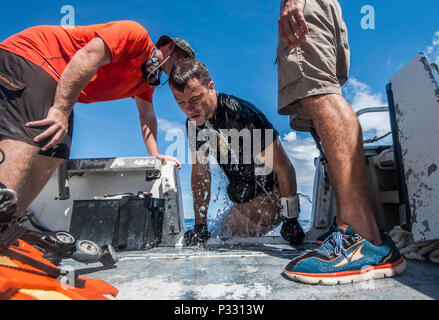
[169,59,305,245]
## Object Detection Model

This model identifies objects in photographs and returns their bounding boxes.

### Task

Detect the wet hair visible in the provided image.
[169,58,211,92]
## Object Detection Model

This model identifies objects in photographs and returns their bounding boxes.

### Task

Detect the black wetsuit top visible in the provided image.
[186,93,279,204]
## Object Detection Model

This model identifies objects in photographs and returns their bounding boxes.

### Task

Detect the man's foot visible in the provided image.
[280,218,305,245]
[283,224,407,285]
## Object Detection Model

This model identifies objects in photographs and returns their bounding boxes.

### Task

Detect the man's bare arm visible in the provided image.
[257,138,297,198]
[278,0,309,48]
[191,151,211,225]
[136,97,159,156]
[26,36,111,150]
[136,97,181,169]
[54,36,112,111]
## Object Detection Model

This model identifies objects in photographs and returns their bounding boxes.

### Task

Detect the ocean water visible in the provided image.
[184,218,196,231]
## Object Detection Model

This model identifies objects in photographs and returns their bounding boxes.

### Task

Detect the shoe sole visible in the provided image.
[283,257,407,285]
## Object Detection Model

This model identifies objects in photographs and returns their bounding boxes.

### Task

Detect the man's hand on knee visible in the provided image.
[26,106,70,151]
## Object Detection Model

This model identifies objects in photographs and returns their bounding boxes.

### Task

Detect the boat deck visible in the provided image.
[62,242,439,300]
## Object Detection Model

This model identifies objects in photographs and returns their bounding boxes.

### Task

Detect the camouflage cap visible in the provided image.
[156,35,196,59]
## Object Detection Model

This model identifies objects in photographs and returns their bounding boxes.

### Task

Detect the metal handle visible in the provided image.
[355,106,389,118]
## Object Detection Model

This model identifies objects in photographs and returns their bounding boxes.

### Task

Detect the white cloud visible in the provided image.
[343,78,385,110]
[74,107,114,127]
[426,30,439,64]
[157,118,186,134]
[281,131,319,184]
[343,77,392,139]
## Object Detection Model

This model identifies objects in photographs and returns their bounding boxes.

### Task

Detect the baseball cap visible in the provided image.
[155,35,196,59]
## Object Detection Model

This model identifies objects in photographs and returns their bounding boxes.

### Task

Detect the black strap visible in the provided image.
[114,196,130,250]
[4,247,62,278]
[2,247,85,288]
[23,213,52,233]
[0,148,5,165]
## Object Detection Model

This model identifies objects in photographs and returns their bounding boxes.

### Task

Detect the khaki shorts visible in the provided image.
[277,0,350,132]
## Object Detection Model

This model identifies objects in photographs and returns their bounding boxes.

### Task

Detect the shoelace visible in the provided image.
[317,231,351,260]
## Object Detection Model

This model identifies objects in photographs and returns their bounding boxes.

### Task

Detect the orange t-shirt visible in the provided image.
[0,20,155,103]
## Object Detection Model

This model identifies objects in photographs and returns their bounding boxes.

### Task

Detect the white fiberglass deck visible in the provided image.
[61,242,439,300]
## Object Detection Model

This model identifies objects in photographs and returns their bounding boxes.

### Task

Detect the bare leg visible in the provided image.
[300,94,382,245]
[0,139,62,216]
[220,191,283,237]
[18,154,63,216]
[0,139,39,215]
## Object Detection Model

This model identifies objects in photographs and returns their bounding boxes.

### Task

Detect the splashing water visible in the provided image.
[189,123,287,238]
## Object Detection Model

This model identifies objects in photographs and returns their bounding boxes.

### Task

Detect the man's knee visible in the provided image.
[299,93,358,126]
[299,93,342,110]
[0,139,40,188]
[34,154,64,172]
[299,94,327,107]
[0,138,39,157]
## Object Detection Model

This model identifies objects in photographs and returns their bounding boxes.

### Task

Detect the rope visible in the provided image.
[364,131,392,144]
[389,226,439,264]
[297,193,312,204]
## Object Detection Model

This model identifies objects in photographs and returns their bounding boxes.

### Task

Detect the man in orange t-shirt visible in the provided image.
[0,20,195,216]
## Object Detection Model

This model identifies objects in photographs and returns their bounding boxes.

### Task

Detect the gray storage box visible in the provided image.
[69,195,165,251]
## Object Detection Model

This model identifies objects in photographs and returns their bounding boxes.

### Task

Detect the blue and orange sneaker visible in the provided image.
[283,224,407,285]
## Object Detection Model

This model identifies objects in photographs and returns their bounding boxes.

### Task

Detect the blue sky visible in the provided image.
[1,0,439,222]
